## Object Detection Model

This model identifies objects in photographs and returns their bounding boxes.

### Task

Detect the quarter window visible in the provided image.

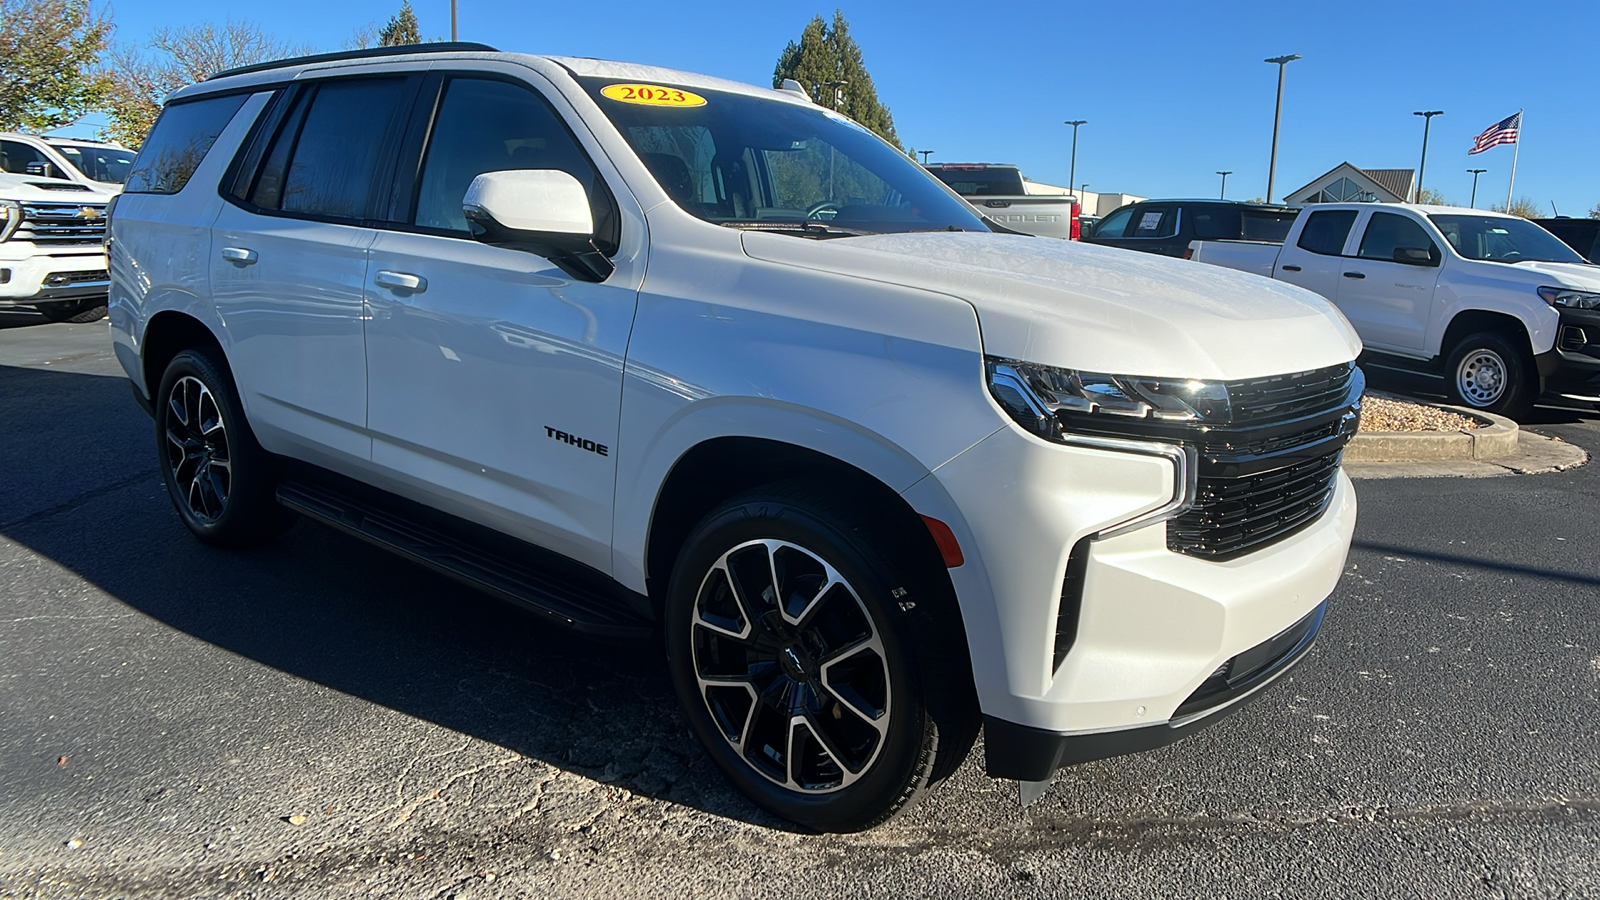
[1129,206,1175,238]
[123,94,249,194]
[1296,210,1358,256]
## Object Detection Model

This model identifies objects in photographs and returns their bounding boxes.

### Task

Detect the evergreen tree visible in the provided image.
[772,11,899,149]
[379,0,422,47]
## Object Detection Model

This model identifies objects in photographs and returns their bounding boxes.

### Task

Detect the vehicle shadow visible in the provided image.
[0,362,794,832]
[0,309,46,330]
[1363,365,1599,425]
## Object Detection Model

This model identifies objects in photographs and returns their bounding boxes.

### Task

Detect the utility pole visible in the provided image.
[1412,110,1444,202]
[1216,170,1232,199]
[1264,54,1300,203]
[1064,120,1087,201]
[1467,168,1487,208]
[450,0,457,40]
[918,150,934,165]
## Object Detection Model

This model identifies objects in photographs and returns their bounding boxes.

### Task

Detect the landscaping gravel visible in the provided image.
[1359,394,1481,433]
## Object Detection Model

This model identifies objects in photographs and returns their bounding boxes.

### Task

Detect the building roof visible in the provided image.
[1360,168,1415,201]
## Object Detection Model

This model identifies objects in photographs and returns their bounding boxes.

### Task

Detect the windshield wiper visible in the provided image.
[716,221,878,239]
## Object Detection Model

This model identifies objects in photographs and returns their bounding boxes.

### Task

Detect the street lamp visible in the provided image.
[1064,120,1087,200]
[1412,110,1444,202]
[451,0,458,40]
[1467,168,1488,209]
[918,150,934,165]
[1264,54,1300,203]
[1216,170,1233,199]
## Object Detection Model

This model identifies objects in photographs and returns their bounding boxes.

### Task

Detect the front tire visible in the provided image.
[665,483,950,832]
[155,348,295,546]
[1445,331,1537,420]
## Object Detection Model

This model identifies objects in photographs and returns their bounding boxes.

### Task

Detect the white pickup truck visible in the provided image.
[1189,203,1600,417]
[923,163,1080,240]
[0,173,113,322]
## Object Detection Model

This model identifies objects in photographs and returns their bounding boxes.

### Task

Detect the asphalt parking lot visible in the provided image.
[2,312,1597,899]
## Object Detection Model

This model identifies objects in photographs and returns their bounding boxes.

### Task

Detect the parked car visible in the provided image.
[1188,203,1600,417]
[923,163,1081,239]
[1533,217,1600,264]
[110,43,1362,831]
[1084,199,1298,258]
[0,133,135,191]
[0,172,112,322]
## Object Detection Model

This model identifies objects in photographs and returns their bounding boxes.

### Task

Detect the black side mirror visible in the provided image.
[1393,246,1436,267]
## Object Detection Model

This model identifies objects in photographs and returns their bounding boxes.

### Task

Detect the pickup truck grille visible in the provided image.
[15,202,107,246]
[1168,363,1360,560]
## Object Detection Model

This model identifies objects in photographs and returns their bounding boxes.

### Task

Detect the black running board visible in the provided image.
[276,480,653,640]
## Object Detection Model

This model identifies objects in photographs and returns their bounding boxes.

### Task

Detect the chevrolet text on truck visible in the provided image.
[923,163,1082,240]
[1189,203,1600,417]
[109,44,1361,831]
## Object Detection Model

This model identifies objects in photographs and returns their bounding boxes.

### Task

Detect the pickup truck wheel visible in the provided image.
[155,349,295,547]
[1445,332,1536,419]
[35,300,107,324]
[665,483,945,832]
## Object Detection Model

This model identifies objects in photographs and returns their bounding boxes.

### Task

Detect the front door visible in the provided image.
[1334,211,1442,354]
[363,74,641,572]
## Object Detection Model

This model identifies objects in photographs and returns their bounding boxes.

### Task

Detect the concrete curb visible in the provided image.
[1346,405,1518,462]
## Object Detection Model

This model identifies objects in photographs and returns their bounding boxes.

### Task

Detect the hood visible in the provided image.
[0,172,115,203]
[741,231,1362,381]
[1506,259,1600,291]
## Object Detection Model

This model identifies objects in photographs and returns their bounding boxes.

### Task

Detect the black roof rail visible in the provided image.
[208,42,499,81]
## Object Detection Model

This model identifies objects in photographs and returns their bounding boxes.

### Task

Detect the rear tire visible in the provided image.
[35,300,108,324]
[155,348,296,546]
[1444,331,1537,420]
[664,481,966,832]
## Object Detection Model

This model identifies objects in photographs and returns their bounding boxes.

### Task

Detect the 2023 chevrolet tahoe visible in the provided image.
[109,44,1362,831]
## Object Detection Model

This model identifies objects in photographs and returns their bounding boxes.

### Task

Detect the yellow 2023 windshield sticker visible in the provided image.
[600,83,706,107]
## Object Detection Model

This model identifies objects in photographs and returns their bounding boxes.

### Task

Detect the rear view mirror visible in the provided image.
[1392,246,1436,266]
[463,170,613,282]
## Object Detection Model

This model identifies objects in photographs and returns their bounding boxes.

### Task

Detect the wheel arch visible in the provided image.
[1429,298,1556,360]
[1438,308,1536,364]
[141,309,230,401]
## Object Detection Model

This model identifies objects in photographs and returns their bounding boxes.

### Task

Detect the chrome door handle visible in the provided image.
[1343,271,1366,279]
[220,247,257,264]
[374,270,426,291]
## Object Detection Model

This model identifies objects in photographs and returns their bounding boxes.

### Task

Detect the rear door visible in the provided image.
[211,73,420,463]
[1273,208,1359,301]
[1335,211,1442,354]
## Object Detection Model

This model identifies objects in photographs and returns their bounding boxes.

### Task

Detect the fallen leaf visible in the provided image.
[283,814,307,827]
[65,839,82,849]
[57,756,67,767]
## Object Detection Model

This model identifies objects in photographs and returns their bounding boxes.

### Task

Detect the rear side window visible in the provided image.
[1129,206,1175,238]
[1357,212,1438,263]
[1191,206,1242,240]
[239,78,409,220]
[1295,209,1358,256]
[124,94,249,194]
[1240,208,1296,242]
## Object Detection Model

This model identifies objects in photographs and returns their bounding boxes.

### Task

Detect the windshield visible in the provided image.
[1429,214,1586,265]
[578,78,989,236]
[50,144,136,184]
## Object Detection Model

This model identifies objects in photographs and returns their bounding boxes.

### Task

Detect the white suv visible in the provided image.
[109,44,1362,831]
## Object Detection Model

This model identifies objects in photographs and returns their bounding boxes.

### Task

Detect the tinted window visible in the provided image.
[415,78,610,240]
[1296,209,1358,255]
[1129,206,1175,238]
[1240,208,1296,242]
[0,140,50,175]
[927,167,1026,196]
[1090,205,1134,238]
[1358,212,1438,263]
[1190,206,1241,240]
[124,94,249,194]
[278,79,408,219]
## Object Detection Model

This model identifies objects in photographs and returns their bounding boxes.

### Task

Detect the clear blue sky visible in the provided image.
[95,0,1598,214]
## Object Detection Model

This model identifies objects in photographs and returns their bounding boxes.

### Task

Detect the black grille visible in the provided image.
[1226,363,1356,424]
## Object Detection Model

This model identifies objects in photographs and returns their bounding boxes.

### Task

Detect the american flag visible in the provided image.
[1469,112,1521,155]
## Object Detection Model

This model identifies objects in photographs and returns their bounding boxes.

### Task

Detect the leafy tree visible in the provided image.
[378,0,421,47]
[1491,197,1543,219]
[1414,188,1448,206]
[102,21,304,148]
[0,0,113,132]
[1589,202,1600,219]
[772,11,899,148]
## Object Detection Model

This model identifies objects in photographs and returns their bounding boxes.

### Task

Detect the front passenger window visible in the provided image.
[1357,212,1439,264]
[414,78,612,249]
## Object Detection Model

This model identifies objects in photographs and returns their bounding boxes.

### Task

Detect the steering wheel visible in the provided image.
[805,200,841,221]
[1499,250,1523,260]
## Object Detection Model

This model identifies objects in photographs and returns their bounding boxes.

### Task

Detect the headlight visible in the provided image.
[1539,286,1600,310]
[987,357,1231,441]
[0,200,20,242]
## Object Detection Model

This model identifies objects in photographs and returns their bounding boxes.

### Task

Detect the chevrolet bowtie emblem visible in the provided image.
[77,207,102,220]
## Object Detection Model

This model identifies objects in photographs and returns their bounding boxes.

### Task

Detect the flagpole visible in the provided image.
[1505,109,1522,211]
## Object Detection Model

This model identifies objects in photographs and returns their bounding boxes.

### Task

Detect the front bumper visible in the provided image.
[0,249,109,305]
[1537,308,1600,399]
[916,415,1356,776]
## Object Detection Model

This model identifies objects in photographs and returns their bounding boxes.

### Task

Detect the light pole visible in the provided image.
[1264,54,1300,203]
[450,0,457,40]
[1412,110,1444,202]
[1064,120,1086,200]
[918,150,934,165]
[1216,170,1232,199]
[1467,168,1488,208]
